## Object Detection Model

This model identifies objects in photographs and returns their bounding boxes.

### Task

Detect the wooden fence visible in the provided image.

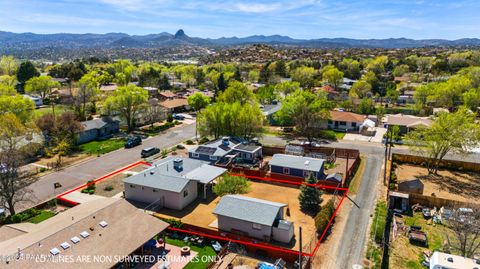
[408,193,478,209]
[392,153,480,173]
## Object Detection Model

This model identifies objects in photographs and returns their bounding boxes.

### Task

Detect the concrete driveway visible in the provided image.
[343,127,387,143]
[16,122,196,212]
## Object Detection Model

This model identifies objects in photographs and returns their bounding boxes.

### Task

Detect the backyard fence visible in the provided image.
[392,153,480,173]
[408,193,478,209]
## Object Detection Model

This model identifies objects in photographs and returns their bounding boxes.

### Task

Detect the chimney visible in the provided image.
[173,158,183,171]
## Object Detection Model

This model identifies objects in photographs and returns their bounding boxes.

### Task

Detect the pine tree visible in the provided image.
[217,73,227,92]
[298,173,323,215]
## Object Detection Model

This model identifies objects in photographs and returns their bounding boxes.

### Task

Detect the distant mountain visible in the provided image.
[1,29,480,50]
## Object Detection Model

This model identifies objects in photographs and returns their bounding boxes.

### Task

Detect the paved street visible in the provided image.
[18,123,196,212]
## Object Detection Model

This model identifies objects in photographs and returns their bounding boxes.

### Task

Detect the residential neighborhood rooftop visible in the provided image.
[386,114,432,127]
[213,195,287,226]
[330,111,366,123]
[269,154,325,172]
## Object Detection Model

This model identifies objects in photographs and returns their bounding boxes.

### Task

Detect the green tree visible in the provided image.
[217,73,227,93]
[322,65,344,90]
[0,55,18,76]
[138,66,160,87]
[290,66,316,88]
[275,89,332,141]
[0,75,18,88]
[213,175,251,197]
[104,85,148,132]
[24,76,60,102]
[159,74,171,90]
[0,95,35,123]
[349,80,372,99]
[356,98,376,115]
[73,72,101,120]
[217,81,255,105]
[275,60,287,77]
[463,88,480,111]
[256,85,278,104]
[188,92,211,140]
[275,81,300,95]
[339,58,361,79]
[17,61,40,90]
[299,173,323,216]
[392,64,410,77]
[405,107,480,174]
[248,70,259,83]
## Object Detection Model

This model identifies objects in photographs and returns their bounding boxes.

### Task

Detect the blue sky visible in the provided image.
[1,0,479,39]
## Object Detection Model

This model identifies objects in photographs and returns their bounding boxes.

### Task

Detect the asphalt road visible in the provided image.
[17,122,196,212]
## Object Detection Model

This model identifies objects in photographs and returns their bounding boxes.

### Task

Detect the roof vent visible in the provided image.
[173,158,183,171]
[80,231,90,238]
[305,160,310,166]
[447,257,453,263]
[71,236,80,244]
[150,170,155,175]
[222,137,230,146]
[60,242,70,250]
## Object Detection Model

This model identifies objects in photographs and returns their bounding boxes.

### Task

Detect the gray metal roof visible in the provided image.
[261,103,282,116]
[213,195,286,226]
[234,144,262,153]
[123,157,226,192]
[269,154,325,172]
[81,118,117,131]
[189,137,243,156]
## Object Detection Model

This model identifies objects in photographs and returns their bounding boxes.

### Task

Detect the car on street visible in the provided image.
[172,113,185,120]
[141,147,160,158]
[124,136,142,148]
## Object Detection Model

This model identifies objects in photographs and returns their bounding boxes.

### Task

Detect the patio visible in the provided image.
[134,242,198,269]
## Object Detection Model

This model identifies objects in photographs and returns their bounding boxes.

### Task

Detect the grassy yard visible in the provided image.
[165,236,217,269]
[79,138,125,155]
[26,210,55,224]
[33,105,72,119]
[366,201,388,268]
[348,156,366,195]
[319,130,346,140]
[389,212,457,269]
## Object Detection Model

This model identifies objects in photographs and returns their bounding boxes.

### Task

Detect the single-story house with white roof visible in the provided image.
[213,195,294,243]
[123,157,227,210]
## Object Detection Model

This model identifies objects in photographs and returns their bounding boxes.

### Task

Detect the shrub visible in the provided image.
[174,120,181,125]
[176,144,185,149]
[88,189,95,194]
[39,167,48,173]
[185,140,194,145]
[314,199,336,235]
[213,175,251,196]
[199,137,209,144]
[167,114,173,123]
[104,185,114,191]
[161,218,183,228]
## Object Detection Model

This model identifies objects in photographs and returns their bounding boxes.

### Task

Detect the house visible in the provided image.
[0,198,169,269]
[160,98,189,113]
[429,251,479,269]
[213,195,294,243]
[315,85,340,100]
[77,117,120,144]
[23,94,43,107]
[269,154,326,180]
[385,114,432,135]
[124,157,227,210]
[328,111,366,132]
[158,90,176,101]
[143,86,159,99]
[189,137,262,164]
[339,77,357,90]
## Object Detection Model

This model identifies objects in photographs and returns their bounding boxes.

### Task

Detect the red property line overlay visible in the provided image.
[56,161,348,258]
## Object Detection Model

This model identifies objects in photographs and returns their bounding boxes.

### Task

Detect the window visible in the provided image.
[210,155,217,161]
[191,153,200,158]
[283,168,290,175]
[130,184,135,188]
[183,190,188,197]
[328,120,333,124]
[153,188,158,193]
[252,223,262,230]
[303,170,311,177]
[339,121,346,126]
[351,122,357,127]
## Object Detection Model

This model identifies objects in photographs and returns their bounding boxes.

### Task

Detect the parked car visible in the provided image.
[282,127,294,133]
[124,136,142,148]
[172,114,185,120]
[141,147,160,158]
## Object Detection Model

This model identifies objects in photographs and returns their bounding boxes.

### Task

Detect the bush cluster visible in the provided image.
[314,199,336,236]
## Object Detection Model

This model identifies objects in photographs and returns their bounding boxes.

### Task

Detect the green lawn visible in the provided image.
[165,236,217,269]
[33,105,72,119]
[78,139,125,155]
[26,210,55,224]
[319,130,346,140]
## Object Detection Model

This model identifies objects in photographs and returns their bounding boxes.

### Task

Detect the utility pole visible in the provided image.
[298,226,302,269]
[383,126,389,185]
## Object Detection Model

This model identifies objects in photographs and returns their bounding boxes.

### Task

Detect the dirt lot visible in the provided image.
[155,181,330,252]
[389,212,456,269]
[94,164,151,197]
[396,164,480,203]
[325,157,356,176]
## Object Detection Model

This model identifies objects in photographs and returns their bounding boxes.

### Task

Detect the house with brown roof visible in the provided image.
[159,98,189,113]
[158,90,176,101]
[328,111,367,131]
[0,198,169,269]
[386,114,432,135]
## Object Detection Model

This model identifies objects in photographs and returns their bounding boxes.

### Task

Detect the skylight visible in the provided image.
[50,248,60,255]
[99,221,108,228]
[60,242,70,250]
[80,231,90,238]
[71,236,80,244]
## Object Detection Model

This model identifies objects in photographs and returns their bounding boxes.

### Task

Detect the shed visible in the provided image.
[398,179,424,194]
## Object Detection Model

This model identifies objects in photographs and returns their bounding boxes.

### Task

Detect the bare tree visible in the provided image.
[0,149,38,216]
[446,207,480,258]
